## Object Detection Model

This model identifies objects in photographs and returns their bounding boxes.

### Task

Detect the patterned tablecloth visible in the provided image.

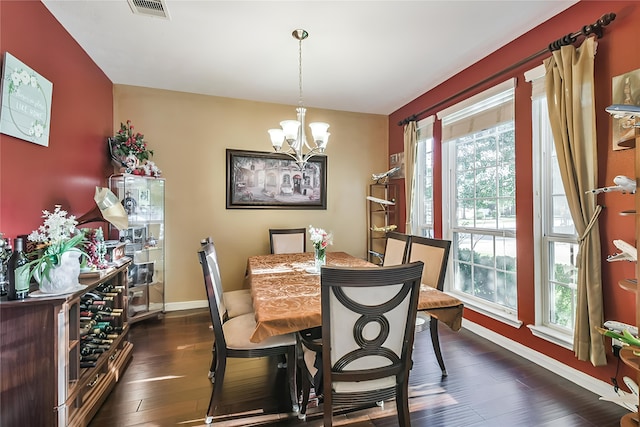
[246,251,463,343]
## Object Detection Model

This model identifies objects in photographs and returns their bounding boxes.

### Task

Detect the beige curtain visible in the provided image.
[544,37,606,366]
[403,121,417,234]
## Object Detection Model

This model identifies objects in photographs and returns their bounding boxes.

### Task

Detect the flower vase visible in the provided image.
[314,246,326,273]
[35,250,84,294]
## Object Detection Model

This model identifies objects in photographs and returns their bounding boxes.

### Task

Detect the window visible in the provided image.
[439,79,518,322]
[412,116,435,237]
[527,66,577,348]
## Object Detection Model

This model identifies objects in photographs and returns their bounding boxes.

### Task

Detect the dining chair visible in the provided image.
[198,245,298,424]
[200,238,255,382]
[406,235,459,376]
[297,261,424,426]
[381,231,411,266]
[201,238,253,319]
[269,228,306,254]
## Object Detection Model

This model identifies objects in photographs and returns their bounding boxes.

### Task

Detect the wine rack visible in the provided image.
[0,262,132,427]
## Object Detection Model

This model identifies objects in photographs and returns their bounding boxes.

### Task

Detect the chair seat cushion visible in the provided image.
[223,313,295,349]
[418,285,464,331]
[224,289,253,318]
[333,376,396,393]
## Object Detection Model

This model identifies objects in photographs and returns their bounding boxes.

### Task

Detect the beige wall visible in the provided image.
[113,85,388,308]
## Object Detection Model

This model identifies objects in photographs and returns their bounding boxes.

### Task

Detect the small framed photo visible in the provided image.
[612,68,640,150]
[129,261,155,285]
[389,152,405,179]
[120,226,146,253]
[138,189,150,207]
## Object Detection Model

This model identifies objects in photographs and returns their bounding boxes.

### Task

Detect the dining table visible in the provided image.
[245,251,463,343]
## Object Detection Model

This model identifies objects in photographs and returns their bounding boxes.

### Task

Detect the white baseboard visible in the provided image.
[462,318,622,405]
[164,299,208,312]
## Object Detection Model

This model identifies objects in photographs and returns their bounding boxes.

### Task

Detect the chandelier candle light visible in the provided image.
[268,29,330,170]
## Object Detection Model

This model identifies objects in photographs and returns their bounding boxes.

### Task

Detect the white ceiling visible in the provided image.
[41,0,578,115]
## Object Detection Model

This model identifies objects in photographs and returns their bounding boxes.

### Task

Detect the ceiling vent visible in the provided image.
[127,0,170,19]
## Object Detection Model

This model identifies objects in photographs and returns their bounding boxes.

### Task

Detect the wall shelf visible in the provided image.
[367,183,398,265]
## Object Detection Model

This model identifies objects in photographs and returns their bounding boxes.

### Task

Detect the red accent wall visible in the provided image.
[0,1,113,239]
[389,1,640,383]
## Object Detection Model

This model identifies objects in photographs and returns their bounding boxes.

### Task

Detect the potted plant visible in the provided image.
[27,205,87,294]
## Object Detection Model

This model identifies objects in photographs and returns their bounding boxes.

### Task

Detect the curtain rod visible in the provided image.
[397,12,616,126]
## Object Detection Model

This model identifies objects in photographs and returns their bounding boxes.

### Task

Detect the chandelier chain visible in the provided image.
[298,37,304,108]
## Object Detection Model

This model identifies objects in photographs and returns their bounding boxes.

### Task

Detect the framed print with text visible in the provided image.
[0,52,53,147]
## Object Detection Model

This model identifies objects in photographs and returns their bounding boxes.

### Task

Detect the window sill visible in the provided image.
[451,292,522,329]
[527,324,573,351]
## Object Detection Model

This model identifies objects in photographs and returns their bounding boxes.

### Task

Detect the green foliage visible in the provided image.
[550,263,576,328]
[456,248,517,309]
[454,126,515,218]
[27,233,87,283]
[456,246,575,325]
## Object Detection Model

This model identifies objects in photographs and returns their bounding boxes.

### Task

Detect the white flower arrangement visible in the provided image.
[28,205,78,245]
[27,205,86,282]
[309,225,333,250]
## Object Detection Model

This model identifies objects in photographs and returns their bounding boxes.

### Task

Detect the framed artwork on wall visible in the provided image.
[389,152,405,179]
[0,52,53,147]
[612,68,640,151]
[226,149,327,209]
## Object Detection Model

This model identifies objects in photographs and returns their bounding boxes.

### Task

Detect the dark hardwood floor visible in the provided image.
[89,309,630,427]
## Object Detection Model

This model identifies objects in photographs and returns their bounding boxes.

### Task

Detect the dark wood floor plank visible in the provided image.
[89,309,630,427]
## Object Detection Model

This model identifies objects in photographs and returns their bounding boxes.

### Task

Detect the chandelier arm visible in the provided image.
[278,146,323,166]
[301,147,325,162]
[278,149,305,163]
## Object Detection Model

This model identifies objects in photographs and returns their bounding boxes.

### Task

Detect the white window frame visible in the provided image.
[526,65,577,350]
[412,116,435,238]
[439,79,520,328]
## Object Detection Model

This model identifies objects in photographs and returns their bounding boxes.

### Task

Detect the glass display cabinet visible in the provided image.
[108,174,165,323]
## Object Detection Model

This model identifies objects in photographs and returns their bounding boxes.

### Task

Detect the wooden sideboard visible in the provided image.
[0,262,132,426]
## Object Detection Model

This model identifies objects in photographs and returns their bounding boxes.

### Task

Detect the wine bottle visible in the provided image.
[7,237,29,300]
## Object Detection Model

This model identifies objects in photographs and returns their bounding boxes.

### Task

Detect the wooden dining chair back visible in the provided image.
[200,238,253,320]
[381,232,411,266]
[197,245,298,424]
[406,236,458,376]
[298,262,424,426]
[269,228,307,254]
[200,239,254,382]
[407,236,450,291]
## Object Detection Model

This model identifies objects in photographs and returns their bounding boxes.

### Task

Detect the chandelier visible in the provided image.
[268,29,330,170]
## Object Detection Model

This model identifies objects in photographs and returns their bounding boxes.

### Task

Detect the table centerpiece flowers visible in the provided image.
[309,225,333,273]
[27,205,87,294]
